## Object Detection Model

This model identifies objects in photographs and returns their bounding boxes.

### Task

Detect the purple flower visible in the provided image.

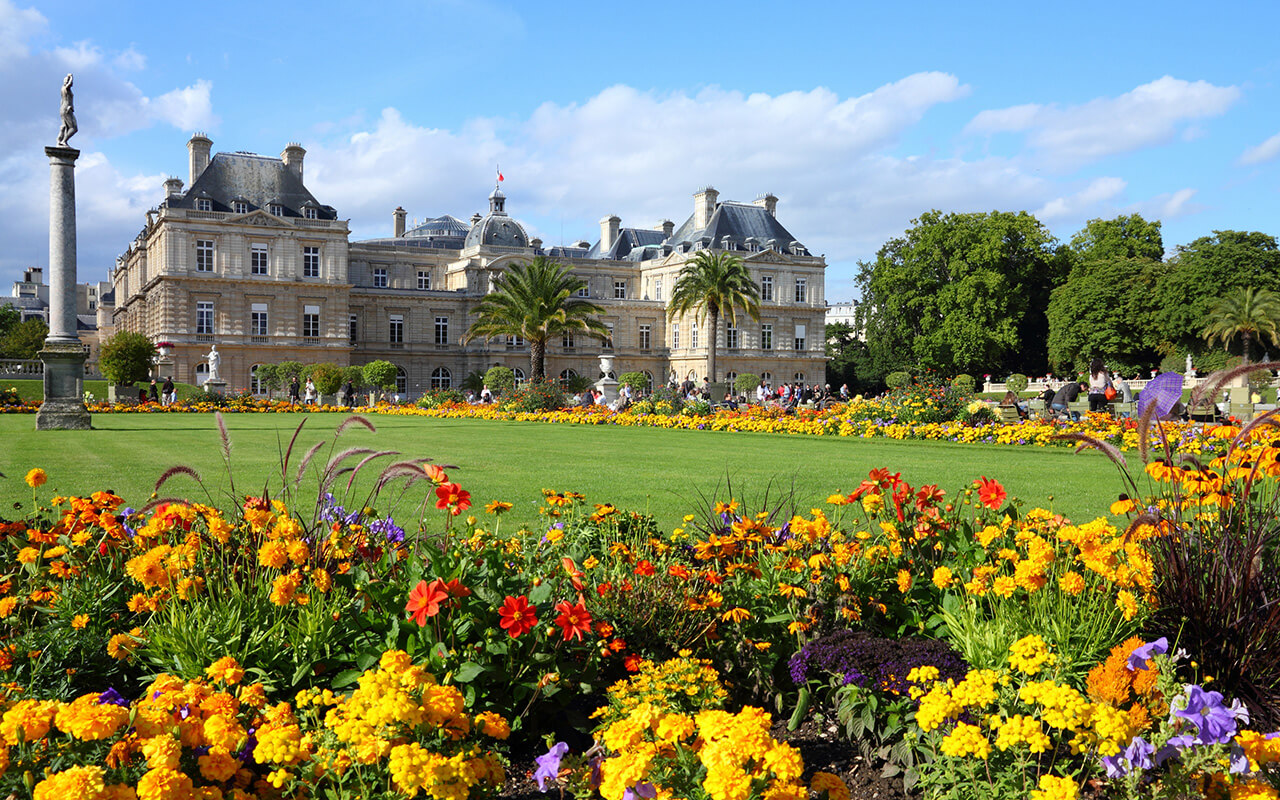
[1101,753,1128,778]
[368,517,405,544]
[1124,736,1154,771]
[1126,637,1168,672]
[534,742,570,792]
[1173,685,1238,744]
[1155,733,1197,766]
[1230,744,1251,774]
[96,687,128,707]
[623,782,657,800]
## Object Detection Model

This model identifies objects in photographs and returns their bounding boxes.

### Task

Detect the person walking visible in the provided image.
[289,376,301,404]
[304,378,317,406]
[161,376,175,406]
[1087,358,1113,414]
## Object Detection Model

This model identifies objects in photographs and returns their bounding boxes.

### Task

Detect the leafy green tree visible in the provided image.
[254,364,281,395]
[341,365,365,389]
[1068,214,1164,262]
[0,318,48,359]
[461,256,609,381]
[276,361,305,384]
[98,331,157,385]
[1154,231,1280,356]
[362,360,398,392]
[308,363,344,396]
[667,250,761,382]
[483,366,516,396]
[825,321,869,392]
[854,210,1068,380]
[618,371,648,394]
[733,373,760,395]
[1202,287,1280,363]
[0,303,20,341]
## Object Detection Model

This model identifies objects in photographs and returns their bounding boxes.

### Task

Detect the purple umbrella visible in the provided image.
[1137,371,1184,419]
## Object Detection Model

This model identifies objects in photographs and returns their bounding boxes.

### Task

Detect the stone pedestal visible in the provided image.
[36,343,90,429]
[595,354,619,405]
[203,379,228,397]
[154,355,174,380]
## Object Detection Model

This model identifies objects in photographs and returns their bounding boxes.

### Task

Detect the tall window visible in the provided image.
[654,279,663,301]
[512,367,526,386]
[614,280,626,299]
[691,321,699,349]
[250,244,268,275]
[196,240,214,272]
[349,314,358,344]
[761,324,773,351]
[794,372,806,383]
[639,324,651,350]
[250,303,268,337]
[396,367,408,395]
[559,369,576,388]
[562,333,575,349]
[726,371,738,387]
[761,371,772,384]
[269,204,284,216]
[760,275,773,301]
[434,316,449,346]
[726,325,739,349]
[233,201,249,215]
[643,371,654,393]
[250,365,265,395]
[431,367,451,389]
[196,301,214,334]
[389,314,403,345]
[604,323,614,350]
[577,285,589,298]
[671,325,680,350]
[418,271,431,290]
[794,323,807,351]
[373,268,388,288]
[303,247,320,278]
[794,278,807,303]
[303,305,320,339]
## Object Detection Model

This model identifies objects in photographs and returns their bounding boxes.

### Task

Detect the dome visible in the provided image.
[403,214,470,239]
[464,213,530,249]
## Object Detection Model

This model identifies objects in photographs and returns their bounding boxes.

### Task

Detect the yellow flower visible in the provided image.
[1029,774,1078,800]
[931,566,954,590]
[71,614,89,629]
[206,656,246,685]
[25,468,47,488]
[1058,571,1085,595]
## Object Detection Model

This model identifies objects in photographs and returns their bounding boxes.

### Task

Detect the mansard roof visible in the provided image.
[668,201,806,253]
[164,152,337,220]
[586,227,668,261]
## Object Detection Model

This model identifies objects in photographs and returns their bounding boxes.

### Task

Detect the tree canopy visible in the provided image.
[667,250,761,383]
[98,331,156,385]
[854,210,1068,381]
[1202,287,1280,363]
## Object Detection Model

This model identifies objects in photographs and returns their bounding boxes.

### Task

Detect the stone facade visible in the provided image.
[109,135,827,397]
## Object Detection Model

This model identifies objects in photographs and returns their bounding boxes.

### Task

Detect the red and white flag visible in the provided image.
[496,165,504,182]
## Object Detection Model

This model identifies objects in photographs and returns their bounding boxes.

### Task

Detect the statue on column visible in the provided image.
[57,74,77,148]
[205,345,221,382]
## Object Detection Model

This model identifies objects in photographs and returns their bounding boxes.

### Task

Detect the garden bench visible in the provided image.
[997,405,1022,423]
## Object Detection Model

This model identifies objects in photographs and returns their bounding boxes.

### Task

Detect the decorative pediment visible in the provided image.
[227,210,295,228]
[744,249,791,265]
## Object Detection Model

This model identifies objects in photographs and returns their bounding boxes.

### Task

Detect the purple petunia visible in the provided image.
[368,516,405,544]
[1172,685,1239,745]
[96,687,128,707]
[1126,637,1168,672]
[623,782,657,800]
[1102,736,1154,777]
[534,742,570,792]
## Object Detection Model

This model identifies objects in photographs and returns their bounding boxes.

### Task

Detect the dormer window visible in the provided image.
[196,198,212,212]
[233,201,249,214]
[269,204,284,216]
[304,207,318,220]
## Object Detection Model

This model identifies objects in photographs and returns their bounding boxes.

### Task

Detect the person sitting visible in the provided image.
[722,389,738,411]
[1050,382,1086,421]
[479,385,493,404]
[1001,390,1028,419]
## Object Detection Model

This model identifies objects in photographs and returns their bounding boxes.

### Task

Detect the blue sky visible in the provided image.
[3,0,1279,301]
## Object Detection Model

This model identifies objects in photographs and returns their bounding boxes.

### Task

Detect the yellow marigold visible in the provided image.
[1058,571,1086,596]
[0,597,17,617]
[310,568,332,593]
[931,566,954,590]
[1029,774,1078,800]
[475,711,510,740]
[991,575,1017,598]
[142,735,182,770]
[206,656,245,685]
[257,541,288,570]
[25,468,47,489]
[810,772,850,800]
[286,540,310,564]
[54,695,129,740]
[269,571,302,606]
[136,767,194,800]
[976,525,1002,548]
[71,613,89,629]
[198,748,242,783]
[1230,779,1280,800]
[32,765,104,800]
[107,628,143,661]
[896,569,912,593]
[0,699,57,745]
[939,722,990,759]
[1116,590,1139,621]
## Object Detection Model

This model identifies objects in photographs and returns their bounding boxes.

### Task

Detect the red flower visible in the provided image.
[976,476,1007,510]
[633,560,655,577]
[554,600,593,641]
[596,582,613,597]
[667,564,691,580]
[498,595,538,638]
[623,654,643,672]
[435,483,472,515]
[405,579,449,626]
[443,578,472,600]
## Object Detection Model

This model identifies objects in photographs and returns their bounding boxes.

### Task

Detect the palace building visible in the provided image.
[106,134,827,397]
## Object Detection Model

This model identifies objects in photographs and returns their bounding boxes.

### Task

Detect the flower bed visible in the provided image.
[4,414,1280,799]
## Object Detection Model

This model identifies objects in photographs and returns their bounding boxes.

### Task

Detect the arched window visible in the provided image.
[250,364,266,395]
[794,372,805,384]
[725,370,737,387]
[643,371,654,393]
[195,363,209,384]
[761,371,772,384]
[559,369,576,388]
[431,367,451,389]
[513,367,526,386]
[396,366,408,395]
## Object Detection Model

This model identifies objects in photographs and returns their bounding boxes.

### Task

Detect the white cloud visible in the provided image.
[143,79,217,130]
[1035,177,1127,220]
[1128,187,1198,221]
[967,76,1240,168]
[113,46,145,71]
[1240,131,1280,166]
[0,0,45,64]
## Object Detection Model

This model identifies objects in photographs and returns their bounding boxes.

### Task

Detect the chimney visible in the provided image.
[600,214,620,253]
[281,142,306,182]
[471,212,483,226]
[656,219,674,239]
[754,193,778,217]
[187,133,212,186]
[393,206,407,238]
[531,237,543,250]
[163,176,184,199]
[693,186,718,230]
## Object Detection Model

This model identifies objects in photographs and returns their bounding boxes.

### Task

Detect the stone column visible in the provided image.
[36,145,91,430]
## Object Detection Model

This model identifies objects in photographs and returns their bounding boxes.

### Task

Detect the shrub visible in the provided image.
[886,370,911,389]
[417,388,466,408]
[362,359,397,391]
[618,371,648,394]
[499,377,565,412]
[483,365,515,396]
[681,398,712,416]
[1006,373,1029,393]
[341,364,365,389]
[98,331,156,386]
[649,385,684,413]
[735,372,761,395]
[308,362,344,396]
[951,373,976,395]
[276,360,305,384]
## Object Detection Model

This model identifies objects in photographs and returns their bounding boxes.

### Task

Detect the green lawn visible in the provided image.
[1,378,206,403]
[0,412,1129,533]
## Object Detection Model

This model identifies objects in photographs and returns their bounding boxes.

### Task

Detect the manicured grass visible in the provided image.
[0,412,1129,532]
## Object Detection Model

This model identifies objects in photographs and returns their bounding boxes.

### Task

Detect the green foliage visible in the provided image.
[0,303,20,340]
[1201,286,1280,362]
[1068,213,1164,262]
[498,377,566,412]
[462,256,608,380]
[1046,254,1167,372]
[886,371,911,389]
[0,317,49,359]
[97,330,157,385]
[1005,373,1029,393]
[341,365,365,388]
[617,371,648,394]
[255,363,281,392]
[734,372,761,395]
[483,365,515,396]
[276,360,305,383]
[667,249,761,381]
[461,369,486,394]
[362,359,397,391]
[417,388,466,408]
[951,374,976,395]
[308,362,344,396]
[855,210,1068,379]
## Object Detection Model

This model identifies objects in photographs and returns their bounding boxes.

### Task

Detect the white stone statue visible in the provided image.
[204,345,221,382]
[57,74,77,148]
[1185,353,1195,376]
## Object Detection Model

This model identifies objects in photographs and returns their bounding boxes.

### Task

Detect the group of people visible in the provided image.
[1031,359,1132,421]
[287,376,319,405]
[142,377,177,405]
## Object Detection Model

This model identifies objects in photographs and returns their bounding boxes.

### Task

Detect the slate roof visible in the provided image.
[164,152,337,220]
[667,201,807,254]
[586,227,668,260]
[464,212,530,249]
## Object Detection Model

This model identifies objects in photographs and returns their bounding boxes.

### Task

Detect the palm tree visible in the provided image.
[667,250,761,382]
[461,257,609,381]
[1202,287,1280,363]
